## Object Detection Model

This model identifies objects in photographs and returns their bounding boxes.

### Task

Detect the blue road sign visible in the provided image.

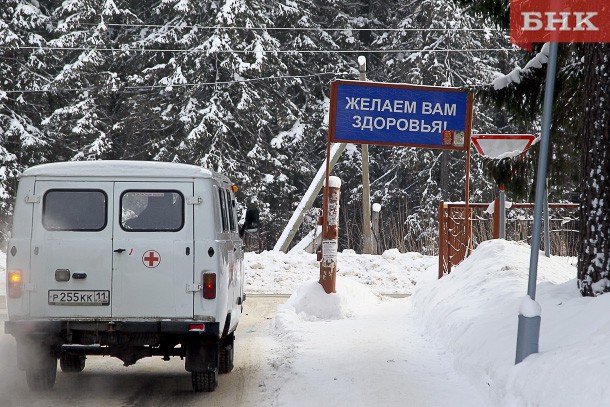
[329,80,473,150]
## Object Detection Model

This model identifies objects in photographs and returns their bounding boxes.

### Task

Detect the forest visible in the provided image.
[0,0,584,255]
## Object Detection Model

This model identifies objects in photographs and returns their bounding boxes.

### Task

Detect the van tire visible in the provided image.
[26,360,57,391]
[191,369,218,392]
[60,354,86,373]
[219,334,234,374]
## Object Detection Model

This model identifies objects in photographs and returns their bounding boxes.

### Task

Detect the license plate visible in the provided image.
[48,290,110,306]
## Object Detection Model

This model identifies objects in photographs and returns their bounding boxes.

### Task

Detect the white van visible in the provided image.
[4,160,256,392]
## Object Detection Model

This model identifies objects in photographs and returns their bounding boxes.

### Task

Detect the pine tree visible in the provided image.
[452,0,609,296]
[577,43,610,296]
[0,1,50,241]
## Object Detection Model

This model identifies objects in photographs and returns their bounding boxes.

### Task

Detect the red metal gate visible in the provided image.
[438,201,579,279]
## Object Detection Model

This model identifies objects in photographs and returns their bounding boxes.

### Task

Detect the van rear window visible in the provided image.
[121,191,184,232]
[43,190,107,231]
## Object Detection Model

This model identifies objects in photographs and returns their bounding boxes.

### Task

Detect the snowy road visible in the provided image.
[272,294,493,407]
[0,295,492,406]
[0,296,285,407]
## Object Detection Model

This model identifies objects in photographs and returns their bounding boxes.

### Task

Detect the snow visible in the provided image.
[518,295,542,318]
[244,248,436,295]
[493,43,551,90]
[20,160,215,179]
[246,239,608,406]
[4,239,609,406]
[326,175,341,188]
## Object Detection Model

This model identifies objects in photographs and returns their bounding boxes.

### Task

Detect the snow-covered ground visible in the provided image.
[244,248,436,295]
[3,241,608,406]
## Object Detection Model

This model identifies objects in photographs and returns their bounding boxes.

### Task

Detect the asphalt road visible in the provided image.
[0,295,286,407]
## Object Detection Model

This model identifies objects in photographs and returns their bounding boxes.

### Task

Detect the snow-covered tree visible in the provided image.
[577,43,610,296]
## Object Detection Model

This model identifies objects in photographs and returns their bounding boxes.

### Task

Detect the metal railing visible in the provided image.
[438,201,579,278]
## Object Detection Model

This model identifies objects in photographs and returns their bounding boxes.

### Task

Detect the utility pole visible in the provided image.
[359,56,373,254]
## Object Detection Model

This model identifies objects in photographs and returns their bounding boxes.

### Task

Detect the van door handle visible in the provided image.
[72,273,87,279]
[114,248,126,253]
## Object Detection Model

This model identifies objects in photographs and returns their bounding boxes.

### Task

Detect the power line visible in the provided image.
[85,23,507,33]
[6,45,518,54]
[0,72,352,93]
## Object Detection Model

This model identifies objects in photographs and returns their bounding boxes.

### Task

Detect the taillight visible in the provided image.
[8,270,23,298]
[203,273,216,299]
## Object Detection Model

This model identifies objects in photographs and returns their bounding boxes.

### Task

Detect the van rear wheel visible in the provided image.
[219,335,234,374]
[26,360,57,391]
[60,353,86,373]
[191,369,218,392]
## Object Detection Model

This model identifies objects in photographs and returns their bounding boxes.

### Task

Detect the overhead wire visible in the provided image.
[82,23,507,33]
[0,22,516,93]
[0,72,354,93]
[6,45,518,54]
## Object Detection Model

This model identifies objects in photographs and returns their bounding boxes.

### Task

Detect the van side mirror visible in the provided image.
[240,208,259,238]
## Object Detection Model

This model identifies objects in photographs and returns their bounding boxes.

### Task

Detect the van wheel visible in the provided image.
[219,341,234,374]
[26,360,57,391]
[191,369,218,392]
[60,354,86,373]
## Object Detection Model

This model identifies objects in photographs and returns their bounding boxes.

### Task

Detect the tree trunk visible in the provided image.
[577,43,610,296]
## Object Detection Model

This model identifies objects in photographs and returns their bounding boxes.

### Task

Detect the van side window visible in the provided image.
[229,194,239,233]
[225,190,237,232]
[121,191,184,232]
[43,189,107,231]
[218,188,229,232]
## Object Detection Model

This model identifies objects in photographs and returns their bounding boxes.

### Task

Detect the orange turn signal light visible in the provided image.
[8,270,23,298]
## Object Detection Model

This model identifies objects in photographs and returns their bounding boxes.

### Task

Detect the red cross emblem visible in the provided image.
[142,250,161,268]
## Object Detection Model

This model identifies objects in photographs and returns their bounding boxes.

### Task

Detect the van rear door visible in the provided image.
[111,182,194,318]
[30,182,113,318]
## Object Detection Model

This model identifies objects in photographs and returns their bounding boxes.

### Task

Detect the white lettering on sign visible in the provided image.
[573,12,600,31]
[521,11,599,31]
[421,102,457,116]
[352,115,447,134]
[345,97,416,113]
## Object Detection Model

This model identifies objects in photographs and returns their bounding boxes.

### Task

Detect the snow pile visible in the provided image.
[276,278,379,325]
[245,249,436,295]
[412,239,610,407]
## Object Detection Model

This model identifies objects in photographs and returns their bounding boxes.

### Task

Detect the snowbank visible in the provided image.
[245,249,436,295]
[412,239,609,407]
[276,277,379,326]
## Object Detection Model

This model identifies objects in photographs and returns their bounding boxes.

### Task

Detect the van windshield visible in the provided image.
[43,189,107,231]
[121,190,184,232]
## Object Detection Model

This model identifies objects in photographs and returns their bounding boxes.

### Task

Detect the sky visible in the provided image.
[2,240,608,406]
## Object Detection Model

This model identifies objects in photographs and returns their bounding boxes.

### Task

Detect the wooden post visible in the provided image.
[359,56,373,254]
[492,197,500,239]
[273,143,347,252]
[320,176,342,293]
[438,201,446,279]
[371,203,381,255]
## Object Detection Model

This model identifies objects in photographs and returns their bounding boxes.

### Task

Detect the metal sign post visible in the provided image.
[515,42,559,364]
